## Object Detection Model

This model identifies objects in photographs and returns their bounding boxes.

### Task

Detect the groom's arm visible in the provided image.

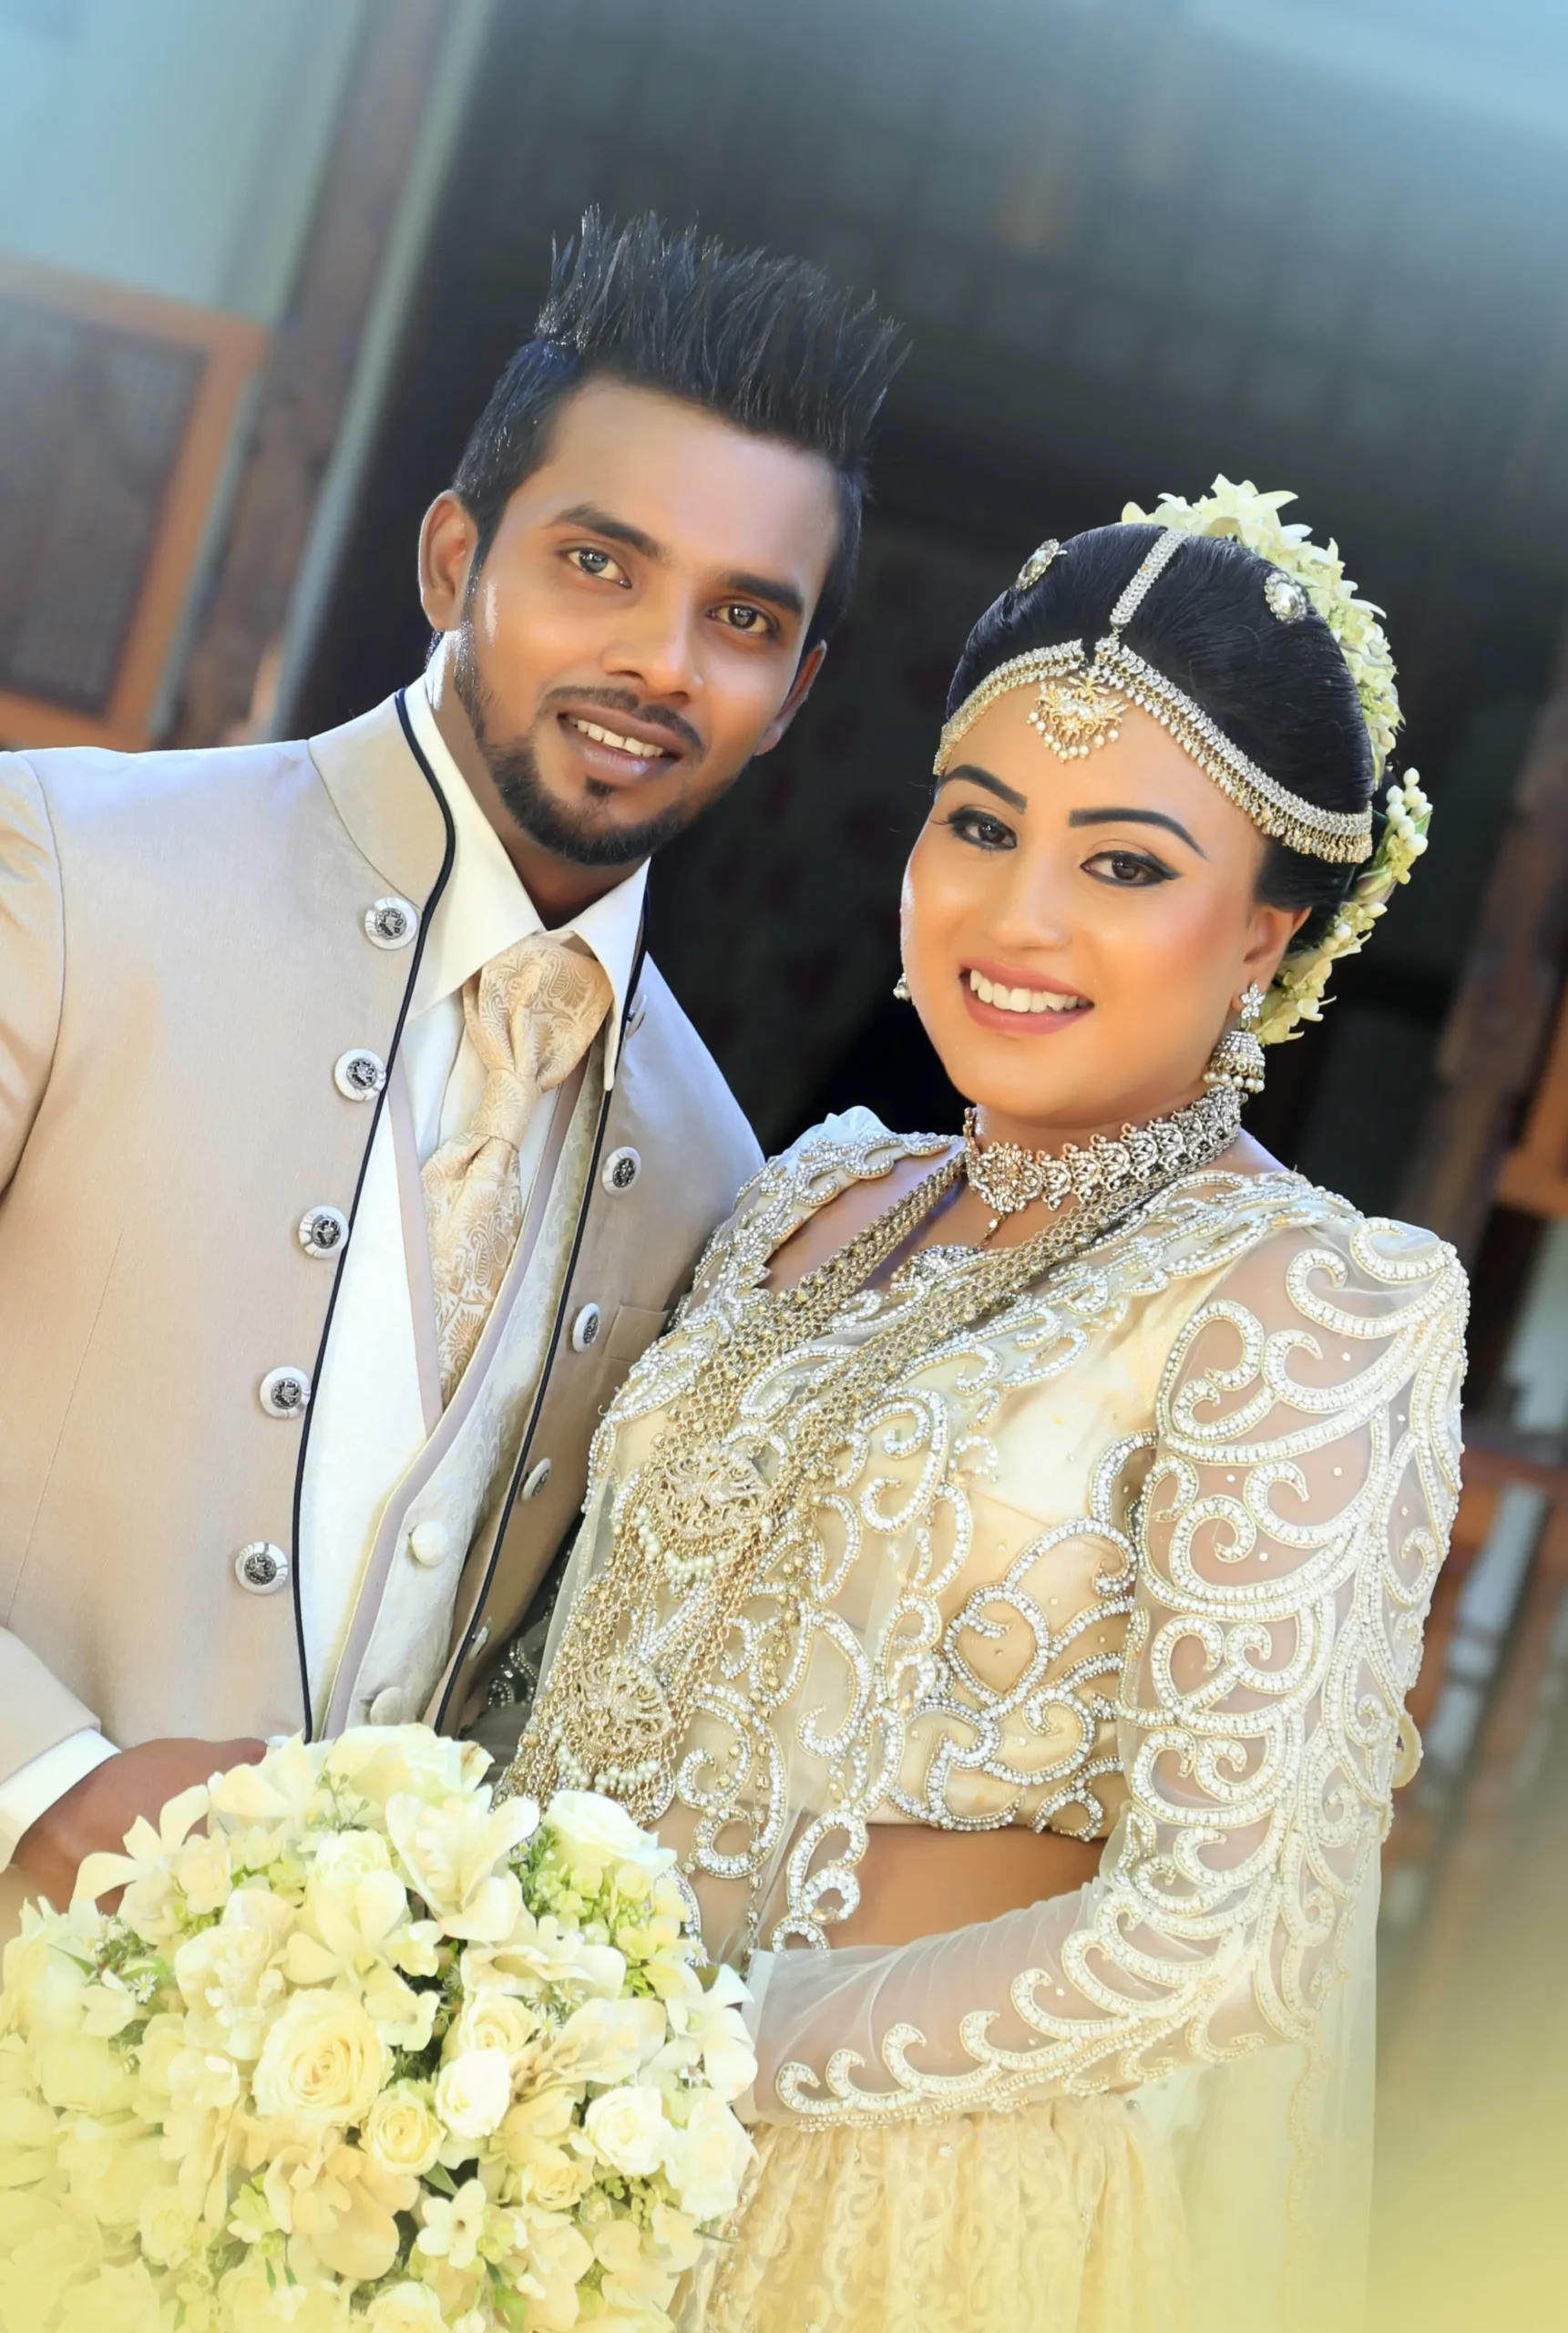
[0,751,63,1192]
[12,1738,267,1909]
[0,758,116,1894]
[1,757,267,1906]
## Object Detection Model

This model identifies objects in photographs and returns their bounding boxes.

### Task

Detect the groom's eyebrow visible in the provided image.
[717,567,805,619]
[551,501,805,618]
[552,501,669,560]
[936,764,1028,811]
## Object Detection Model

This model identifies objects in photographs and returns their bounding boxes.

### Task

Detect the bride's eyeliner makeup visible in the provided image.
[1082,845,1176,885]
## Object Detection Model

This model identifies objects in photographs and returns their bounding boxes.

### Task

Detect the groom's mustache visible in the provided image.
[537,684,704,758]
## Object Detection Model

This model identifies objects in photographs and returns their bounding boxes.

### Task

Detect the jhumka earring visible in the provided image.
[893,972,912,1001]
[1204,981,1266,1095]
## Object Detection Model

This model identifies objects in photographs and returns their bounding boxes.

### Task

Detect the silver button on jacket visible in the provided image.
[602,1146,641,1192]
[467,1622,491,1661]
[569,1302,601,1352]
[235,1540,290,1593]
[260,1365,312,1418]
[298,1204,349,1259]
[364,896,418,950]
[333,1048,386,1101]
[521,1456,552,1501]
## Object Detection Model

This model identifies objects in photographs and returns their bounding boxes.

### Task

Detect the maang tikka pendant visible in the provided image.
[1029,669,1129,762]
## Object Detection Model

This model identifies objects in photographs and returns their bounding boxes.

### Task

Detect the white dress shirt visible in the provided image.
[0,673,646,1863]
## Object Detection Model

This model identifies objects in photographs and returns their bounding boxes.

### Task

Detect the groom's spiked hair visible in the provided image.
[452,211,905,650]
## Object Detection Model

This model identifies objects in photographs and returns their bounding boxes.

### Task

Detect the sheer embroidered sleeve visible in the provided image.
[745,1211,1467,2123]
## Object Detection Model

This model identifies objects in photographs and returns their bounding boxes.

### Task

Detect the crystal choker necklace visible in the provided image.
[961,1084,1242,1239]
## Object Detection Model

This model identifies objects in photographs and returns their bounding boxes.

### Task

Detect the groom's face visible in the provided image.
[420,378,839,868]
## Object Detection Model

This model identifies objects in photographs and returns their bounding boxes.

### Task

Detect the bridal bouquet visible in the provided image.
[0,1728,755,2332]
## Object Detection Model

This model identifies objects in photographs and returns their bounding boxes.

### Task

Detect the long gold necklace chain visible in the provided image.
[497,1087,1240,1821]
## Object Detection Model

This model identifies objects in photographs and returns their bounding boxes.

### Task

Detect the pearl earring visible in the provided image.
[893,972,911,1001]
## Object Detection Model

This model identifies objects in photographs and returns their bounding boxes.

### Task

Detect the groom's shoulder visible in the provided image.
[4,726,321,838]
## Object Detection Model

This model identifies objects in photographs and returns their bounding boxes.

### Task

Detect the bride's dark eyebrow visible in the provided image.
[934,764,1027,811]
[1068,806,1205,858]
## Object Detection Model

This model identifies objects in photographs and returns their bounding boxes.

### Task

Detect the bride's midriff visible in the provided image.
[830,1822,1102,1948]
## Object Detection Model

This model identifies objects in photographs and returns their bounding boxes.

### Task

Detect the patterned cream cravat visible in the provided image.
[422,932,612,1403]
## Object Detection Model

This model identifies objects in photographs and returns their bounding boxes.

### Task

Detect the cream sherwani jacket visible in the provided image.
[0,691,759,1812]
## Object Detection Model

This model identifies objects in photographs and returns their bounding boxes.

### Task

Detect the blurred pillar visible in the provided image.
[1399,623,1568,1258]
[169,0,462,749]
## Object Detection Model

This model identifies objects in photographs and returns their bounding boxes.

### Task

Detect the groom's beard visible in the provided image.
[451,627,709,869]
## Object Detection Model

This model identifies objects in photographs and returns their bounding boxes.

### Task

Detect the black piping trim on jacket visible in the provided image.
[286,691,456,1741]
[431,918,650,1730]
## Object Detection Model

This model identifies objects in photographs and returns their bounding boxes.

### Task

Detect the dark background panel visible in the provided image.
[295,0,1568,1192]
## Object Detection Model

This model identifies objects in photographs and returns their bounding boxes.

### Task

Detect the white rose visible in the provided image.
[173,1829,233,1916]
[174,1896,292,2061]
[35,2029,138,2117]
[219,2257,348,2333]
[544,1791,671,1877]
[583,2083,668,2177]
[497,2089,593,2213]
[167,2041,243,2117]
[130,2011,185,2117]
[363,2079,445,2177]
[0,1908,88,2033]
[138,2185,200,2265]
[57,2122,169,2231]
[661,2091,753,2224]
[554,1994,666,2084]
[326,1726,494,1815]
[0,2210,89,2322]
[446,1989,537,2066]
[252,1989,388,2126]
[56,2261,171,2333]
[364,2283,446,2333]
[435,2045,512,2140]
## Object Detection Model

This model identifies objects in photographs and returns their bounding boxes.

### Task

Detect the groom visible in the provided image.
[0,214,900,1906]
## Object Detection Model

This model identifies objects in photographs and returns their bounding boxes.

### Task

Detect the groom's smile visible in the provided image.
[549,686,702,791]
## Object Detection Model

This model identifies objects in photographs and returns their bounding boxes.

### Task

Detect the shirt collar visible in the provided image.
[402,673,647,1086]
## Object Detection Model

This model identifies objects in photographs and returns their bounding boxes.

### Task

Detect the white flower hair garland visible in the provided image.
[1122,476,1429,1042]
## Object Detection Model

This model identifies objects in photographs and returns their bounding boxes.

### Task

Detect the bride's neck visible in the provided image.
[970,1074,1208,1156]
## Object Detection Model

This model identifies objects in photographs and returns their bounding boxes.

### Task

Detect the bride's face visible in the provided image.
[901,698,1309,1145]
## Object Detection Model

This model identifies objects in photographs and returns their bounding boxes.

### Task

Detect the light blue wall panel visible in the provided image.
[0,0,367,318]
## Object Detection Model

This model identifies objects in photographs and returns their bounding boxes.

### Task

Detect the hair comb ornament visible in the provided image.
[1014,540,1061,590]
[1265,570,1309,622]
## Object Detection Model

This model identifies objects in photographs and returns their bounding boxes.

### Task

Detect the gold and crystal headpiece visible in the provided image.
[937,523,1372,865]
[935,478,1431,1040]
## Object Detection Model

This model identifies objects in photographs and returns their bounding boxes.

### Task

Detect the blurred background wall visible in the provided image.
[5,9,1568,2266]
[283,0,1568,1233]
[0,0,364,316]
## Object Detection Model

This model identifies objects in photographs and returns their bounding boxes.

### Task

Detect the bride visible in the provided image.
[500,482,1466,2331]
